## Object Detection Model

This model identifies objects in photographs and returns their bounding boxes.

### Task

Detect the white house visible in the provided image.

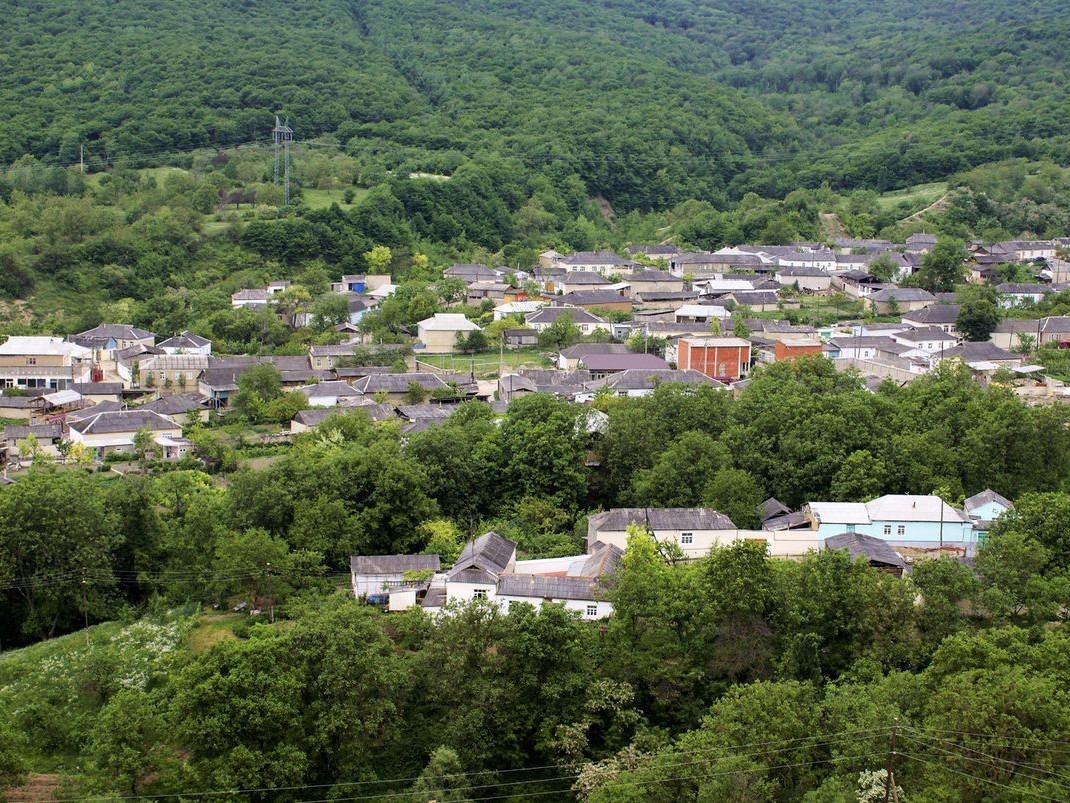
[157,331,212,356]
[493,300,544,321]
[526,306,610,336]
[350,554,441,603]
[0,336,93,390]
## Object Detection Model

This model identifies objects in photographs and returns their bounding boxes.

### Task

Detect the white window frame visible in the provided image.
[883,525,892,536]
[473,588,488,600]
[586,604,598,617]
[897,525,906,536]
[681,533,694,545]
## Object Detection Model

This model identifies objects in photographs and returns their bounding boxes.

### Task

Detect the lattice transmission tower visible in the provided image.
[272,115,294,204]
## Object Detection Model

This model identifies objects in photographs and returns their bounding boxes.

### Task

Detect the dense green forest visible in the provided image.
[2,0,1069,207]
[5,363,1070,799]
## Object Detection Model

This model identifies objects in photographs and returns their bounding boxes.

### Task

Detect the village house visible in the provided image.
[351,554,442,606]
[1,423,64,462]
[67,409,188,461]
[996,283,1051,307]
[157,331,212,356]
[625,270,685,295]
[1038,316,1070,347]
[900,304,960,334]
[577,368,724,401]
[905,233,938,254]
[627,244,681,263]
[130,353,210,393]
[868,288,938,314]
[834,271,887,301]
[674,303,731,324]
[297,380,363,408]
[963,489,1013,539]
[775,266,832,294]
[576,352,669,379]
[68,324,155,356]
[0,336,93,390]
[416,314,483,354]
[990,318,1041,351]
[676,336,752,380]
[444,263,505,285]
[805,494,976,551]
[139,393,210,424]
[503,329,539,348]
[558,289,633,313]
[557,343,633,370]
[71,382,125,404]
[891,327,961,355]
[493,300,544,320]
[526,306,610,336]
[671,251,766,275]
[985,240,1056,262]
[466,281,519,305]
[634,290,700,310]
[230,288,273,308]
[330,274,392,294]
[557,250,636,276]
[722,290,795,312]
[351,372,451,403]
[549,271,615,296]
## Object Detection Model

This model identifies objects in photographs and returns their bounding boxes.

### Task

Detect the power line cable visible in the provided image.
[896,750,1067,802]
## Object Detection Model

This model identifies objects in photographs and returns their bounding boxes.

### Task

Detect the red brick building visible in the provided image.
[773,338,824,361]
[676,336,752,381]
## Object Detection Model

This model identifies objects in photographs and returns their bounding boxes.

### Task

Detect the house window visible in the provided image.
[897,525,906,536]
[25,357,36,366]
[883,525,892,536]
[586,604,598,617]
[473,588,488,599]
[681,533,694,545]
[846,524,856,533]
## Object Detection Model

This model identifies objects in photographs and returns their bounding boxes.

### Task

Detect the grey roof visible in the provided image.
[589,507,737,532]
[560,271,612,285]
[760,497,792,521]
[902,305,961,325]
[1040,316,1070,334]
[997,283,1051,295]
[777,266,828,277]
[636,291,699,302]
[940,342,1019,362]
[596,368,725,391]
[140,394,207,416]
[559,250,631,266]
[527,306,607,326]
[580,353,669,371]
[449,532,516,582]
[293,408,334,427]
[763,511,812,531]
[627,269,683,282]
[907,233,939,245]
[825,532,906,570]
[497,574,602,601]
[158,331,211,349]
[3,423,63,441]
[71,382,124,396]
[0,396,34,409]
[560,343,633,359]
[726,290,780,305]
[964,489,1013,513]
[72,324,155,341]
[561,290,632,306]
[869,288,937,303]
[300,381,361,399]
[352,372,447,394]
[396,404,455,420]
[69,410,178,434]
[66,400,124,422]
[574,542,624,578]
[827,336,902,350]
[627,245,679,256]
[350,554,441,575]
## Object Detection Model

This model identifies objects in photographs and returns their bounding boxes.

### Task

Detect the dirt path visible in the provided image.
[5,774,59,802]
[901,193,950,223]
[819,212,848,240]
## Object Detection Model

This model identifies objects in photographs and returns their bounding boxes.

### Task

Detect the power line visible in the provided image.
[896,750,1068,802]
[899,730,1070,786]
[48,729,890,802]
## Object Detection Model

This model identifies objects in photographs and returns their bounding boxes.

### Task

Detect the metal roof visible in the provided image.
[824,533,906,569]
[350,554,441,575]
[497,574,602,601]
[449,532,516,581]
[589,508,736,533]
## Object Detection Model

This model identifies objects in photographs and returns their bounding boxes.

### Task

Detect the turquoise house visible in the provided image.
[805,495,977,552]
[963,489,1013,544]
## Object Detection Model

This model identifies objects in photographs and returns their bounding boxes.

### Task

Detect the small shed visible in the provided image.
[824,532,907,577]
[350,554,442,599]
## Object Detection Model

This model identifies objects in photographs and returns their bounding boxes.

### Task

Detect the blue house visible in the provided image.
[805,495,976,552]
[963,489,1013,542]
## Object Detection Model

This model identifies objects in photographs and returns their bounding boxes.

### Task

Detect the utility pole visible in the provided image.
[81,569,90,646]
[272,115,294,205]
[884,717,899,803]
[265,562,274,624]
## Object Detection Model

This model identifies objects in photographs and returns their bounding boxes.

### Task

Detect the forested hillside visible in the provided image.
[2,0,1068,208]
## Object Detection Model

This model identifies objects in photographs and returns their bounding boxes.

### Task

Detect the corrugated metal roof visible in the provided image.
[497,574,601,601]
[589,508,737,532]
[449,532,516,581]
[350,554,441,575]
